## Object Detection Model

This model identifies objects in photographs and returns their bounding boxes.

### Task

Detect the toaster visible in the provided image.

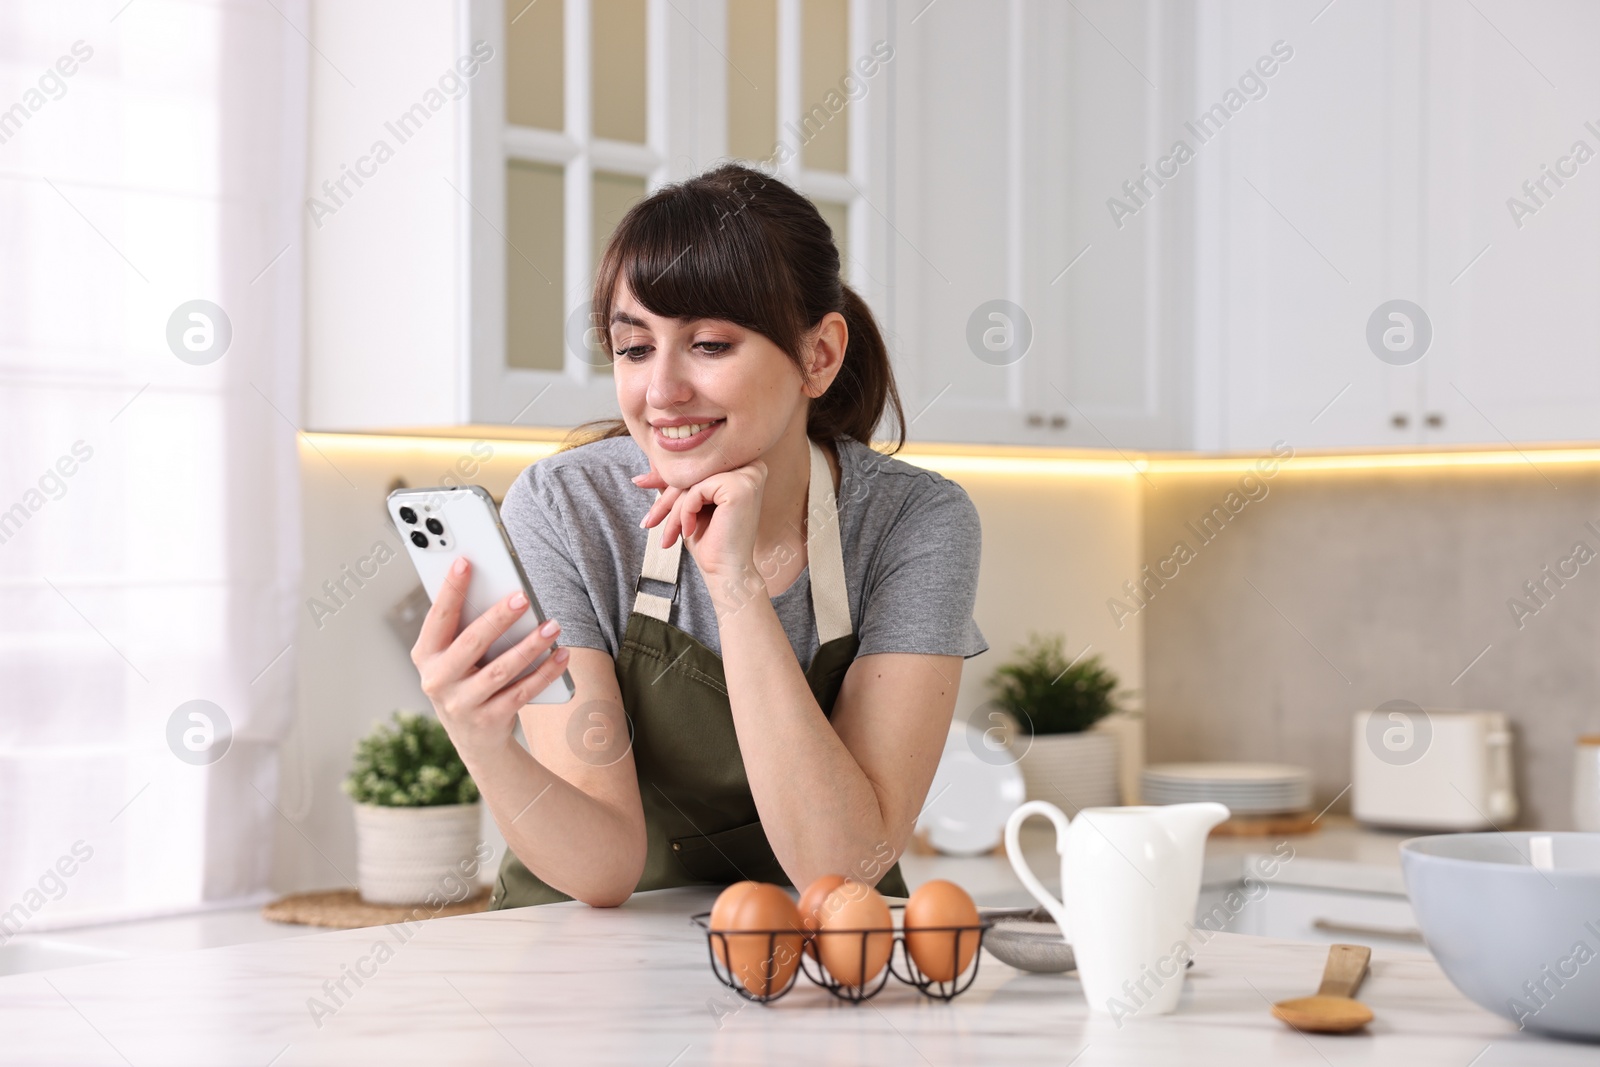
[1351,707,1517,830]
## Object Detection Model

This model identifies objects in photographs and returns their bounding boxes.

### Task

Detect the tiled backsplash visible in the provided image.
[1140,460,1600,829]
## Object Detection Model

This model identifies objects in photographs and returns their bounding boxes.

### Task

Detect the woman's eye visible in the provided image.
[615,345,650,361]
[695,341,732,354]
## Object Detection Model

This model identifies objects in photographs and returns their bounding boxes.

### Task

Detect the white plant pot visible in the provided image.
[1016,731,1121,810]
[353,802,481,905]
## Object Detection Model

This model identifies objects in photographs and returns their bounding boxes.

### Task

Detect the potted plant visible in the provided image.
[344,711,481,904]
[987,633,1124,809]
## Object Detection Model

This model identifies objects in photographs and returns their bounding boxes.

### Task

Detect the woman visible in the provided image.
[411,163,988,908]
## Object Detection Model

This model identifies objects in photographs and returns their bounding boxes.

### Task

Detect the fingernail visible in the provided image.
[553,646,570,661]
[509,592,528,610]
[541,619,560,636]
[452,558,467,575]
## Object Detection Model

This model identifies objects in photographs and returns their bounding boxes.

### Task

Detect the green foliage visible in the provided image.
[986,632,1121,736]
[342,711,480,807]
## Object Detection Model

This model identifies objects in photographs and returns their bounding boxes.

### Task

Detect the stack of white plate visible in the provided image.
[1141,763,1313,815]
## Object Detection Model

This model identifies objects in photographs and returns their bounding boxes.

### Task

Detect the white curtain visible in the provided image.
[0,0,305,929]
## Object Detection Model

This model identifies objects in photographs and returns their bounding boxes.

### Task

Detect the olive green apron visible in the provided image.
[489,437,908,907]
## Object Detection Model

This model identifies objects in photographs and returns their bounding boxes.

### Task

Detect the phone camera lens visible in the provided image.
[398,506,418,525]
[410,531,429,548]
[425,518,444,536]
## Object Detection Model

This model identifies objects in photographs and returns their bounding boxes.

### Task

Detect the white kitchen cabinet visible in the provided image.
[305,0,718,432]
[1195,0,1600,451]
[307,1,1600,450]
[1239,885,1423,954]
[1198,882,1423,955]
[1412,5,1600,448]
[888,0,1195,450]
[1191,1,1425,451]
[892,0,1600,452]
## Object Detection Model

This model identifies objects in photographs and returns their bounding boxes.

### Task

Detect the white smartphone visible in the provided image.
[387,484,575,704]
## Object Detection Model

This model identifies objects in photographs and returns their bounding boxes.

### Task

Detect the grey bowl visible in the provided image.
[1401,832,1600,1042]
[983,918,1077,974]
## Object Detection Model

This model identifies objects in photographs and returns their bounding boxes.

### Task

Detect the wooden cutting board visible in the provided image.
[1208,811,1321,837]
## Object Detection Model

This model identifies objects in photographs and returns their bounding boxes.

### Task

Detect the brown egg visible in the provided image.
[719,883,804,997]
[904,879,980,982]
[797,874,847,959]
[816,880,893,988]
[708,881,761,970]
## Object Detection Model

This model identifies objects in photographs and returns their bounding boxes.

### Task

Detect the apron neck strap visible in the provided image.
[631,437,853,643]
[805,437,852,643]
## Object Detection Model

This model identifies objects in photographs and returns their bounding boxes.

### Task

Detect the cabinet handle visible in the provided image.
[1049,413,1068,429]
[1311,918,1423,943]
[1391,413,1410,429]
[1026,412,1043,427]
[1425,412,1444,428]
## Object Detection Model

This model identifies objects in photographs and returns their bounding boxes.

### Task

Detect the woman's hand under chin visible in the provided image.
[633,460,766,594]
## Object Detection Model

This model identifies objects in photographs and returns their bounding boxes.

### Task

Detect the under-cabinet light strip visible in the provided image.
[301,433,1600,478]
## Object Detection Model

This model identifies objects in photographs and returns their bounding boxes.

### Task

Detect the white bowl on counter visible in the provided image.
[1401,832,1600,1042]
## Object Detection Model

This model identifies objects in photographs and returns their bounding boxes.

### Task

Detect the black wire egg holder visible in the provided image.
[691,907,994,1004]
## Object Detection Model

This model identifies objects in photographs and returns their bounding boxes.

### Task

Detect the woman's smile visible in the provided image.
[652,417,726,451]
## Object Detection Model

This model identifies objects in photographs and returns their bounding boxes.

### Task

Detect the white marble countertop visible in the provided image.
[2,884,1587,1066]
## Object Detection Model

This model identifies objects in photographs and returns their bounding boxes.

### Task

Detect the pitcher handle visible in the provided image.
[1003,800,1074,941]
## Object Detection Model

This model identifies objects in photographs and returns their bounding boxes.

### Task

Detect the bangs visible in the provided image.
[593,178,805,353]
[568,161,899,453]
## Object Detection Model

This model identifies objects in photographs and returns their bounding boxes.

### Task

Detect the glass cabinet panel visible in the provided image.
[592,0,647,143]
[506,160,565,371]
[801,0,849,173]
[727,0,778,162]
[506,0,564,130]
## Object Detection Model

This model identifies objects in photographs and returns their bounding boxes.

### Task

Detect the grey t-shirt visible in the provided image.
[499,434,988,671]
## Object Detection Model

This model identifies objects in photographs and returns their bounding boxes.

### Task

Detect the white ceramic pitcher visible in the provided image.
[1005,801,1230,1019]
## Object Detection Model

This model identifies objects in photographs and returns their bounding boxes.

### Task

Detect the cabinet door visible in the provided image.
[1027,0,1190,451]
[474,0,904,432]
[1199,882,1424,953]
[1213,2,1600,450]
[1241,885,1423,954]
[469,0,724,429]
[887,0,1030,446]
[890,0,1184,449]
[1203,2,1431,451]
[1417,4,1600,446]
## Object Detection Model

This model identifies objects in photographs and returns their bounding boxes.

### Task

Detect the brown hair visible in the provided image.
[560,162,905,455]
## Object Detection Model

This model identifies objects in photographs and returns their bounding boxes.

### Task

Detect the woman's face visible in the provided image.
[609,281,811,487]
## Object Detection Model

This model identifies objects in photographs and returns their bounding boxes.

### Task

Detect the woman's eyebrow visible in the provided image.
[610,310,650,328]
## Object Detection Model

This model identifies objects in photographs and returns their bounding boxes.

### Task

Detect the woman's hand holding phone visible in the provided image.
[411,557,572,764]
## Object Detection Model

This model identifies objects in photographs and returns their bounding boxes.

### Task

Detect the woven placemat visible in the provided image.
[262,888,492,929]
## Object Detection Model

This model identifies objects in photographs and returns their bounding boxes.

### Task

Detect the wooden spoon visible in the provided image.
[1271,943,1374,1033]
